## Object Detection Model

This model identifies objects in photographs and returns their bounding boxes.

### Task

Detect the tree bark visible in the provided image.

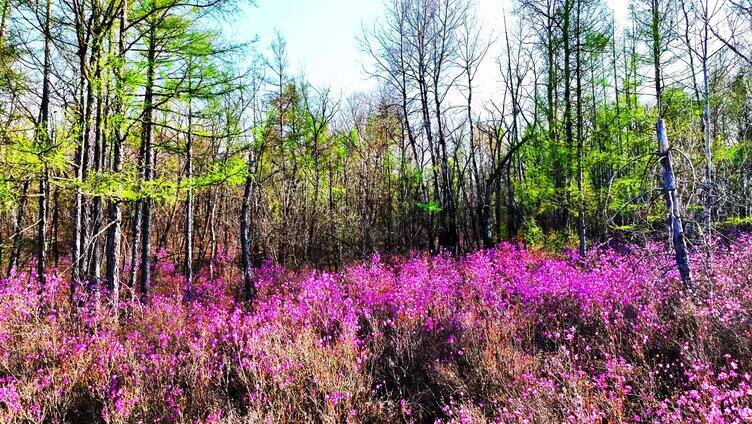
[139,23,156,303]
[657,120,694,289]
[106,0,127,310]
[575,0,586,256]
[562,0,575,236]
[7,180,29,275]
[651,0,693,291]
[184,93,194,299]
[37,0,52,288]
[240,152,257,305]
[701,0,713,237]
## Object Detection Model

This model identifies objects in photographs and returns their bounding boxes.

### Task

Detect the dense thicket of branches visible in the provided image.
[1,0,751,305]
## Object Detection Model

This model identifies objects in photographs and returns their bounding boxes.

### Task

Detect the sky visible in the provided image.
[225,0,630,99]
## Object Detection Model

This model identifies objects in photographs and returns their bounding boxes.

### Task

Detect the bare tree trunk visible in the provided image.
[52,186,59,268]
[72,54,90,301]
[106,0,127,310]
[88,51,105,291]
[562,0,574,237]
[139,24,156,303]
[209,188,218,280]
[575,0,586,256]
[38,170,48,287]
[184,95,194,299]
[7,180,29,275]
[503,9,522,242]
[651,0,693,291]
[81,49,98,291]
[701,0,713,238]
[128,201,141,301]
[657,120,694,289]
[36,0,52,288]
[240,152,256,305]
[467,77,486,247]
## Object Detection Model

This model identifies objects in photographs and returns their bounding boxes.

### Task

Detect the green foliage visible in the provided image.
[0,178,15,211]
[718,216,752,229]
[416,201,442,214]
[192,155,249,188]
[522,217,545,250]
[142,178,179,204]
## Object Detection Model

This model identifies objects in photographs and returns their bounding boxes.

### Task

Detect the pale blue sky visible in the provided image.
[228,0,387,94]
[225,0,628,98]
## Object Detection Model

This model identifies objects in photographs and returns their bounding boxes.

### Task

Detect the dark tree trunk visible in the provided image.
[562,0,574,236]
[106,0,127,309]
[139,24,156,303]
[575,0,586,256]
[184,96,194,300]
[7,180,29,275]
[52,186,59,268]
[240,153,257,305]
[37,0,52,288]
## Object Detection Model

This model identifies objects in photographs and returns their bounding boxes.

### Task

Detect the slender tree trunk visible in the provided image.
[466,64,487,248]
[306,127,320,264]
[575,0,586,256]
[545,4,562,231]
[81,50,97,288]
[72,52,90,299]
[701,0,713,238]
[681,3,702,104]
[38,169,48,287]
[139,24,156,303]
[7,180,29,275]
[106,0,127,309]
[127,201,141,301]
[504,11,521,241]
[240,152,256,305]
[417,72,440,253]
[89,51,104,289]
[36,0,52,288]
[399,65,428,251]
[505,162,516,239]
[651,0,693,290]
[52,185,59,268]
[434,87,458,254]
[328,161,336,264]
[209,188,217,280]
[184,96,194,299]
[562,0,574,234]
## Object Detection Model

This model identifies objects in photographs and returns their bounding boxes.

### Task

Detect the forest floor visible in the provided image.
[0,238,751,423]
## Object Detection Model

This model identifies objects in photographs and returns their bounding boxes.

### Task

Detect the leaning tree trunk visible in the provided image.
[651,0,693,292]
[657,119,694,290]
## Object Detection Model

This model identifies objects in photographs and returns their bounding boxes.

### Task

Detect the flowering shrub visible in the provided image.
[0,237,751,423]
